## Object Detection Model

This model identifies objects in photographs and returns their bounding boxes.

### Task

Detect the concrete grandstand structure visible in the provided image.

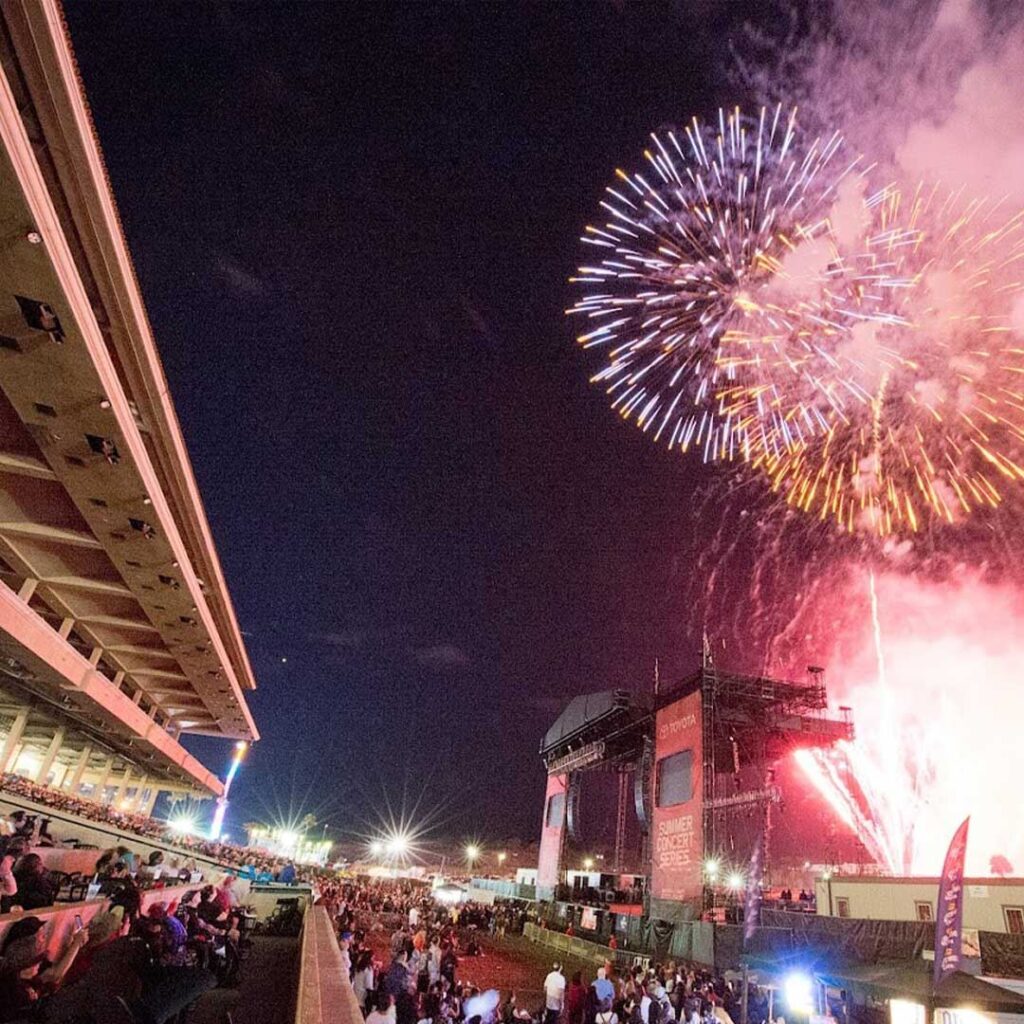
[0,0,256,812]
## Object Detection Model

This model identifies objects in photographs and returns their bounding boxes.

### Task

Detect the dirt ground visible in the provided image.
[368,929,603,1010]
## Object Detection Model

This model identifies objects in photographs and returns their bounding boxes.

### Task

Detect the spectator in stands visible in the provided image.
[0,914,90,1020]
[105,868,143,925]
[278,860,297,884]
[8,810,32,838]
[11,852,57,910]
[0,848,17,906]
[138,849,165,882]
[61,907,125,985]
[214,873,238,912]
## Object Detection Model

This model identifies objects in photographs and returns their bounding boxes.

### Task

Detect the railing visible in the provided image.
[470,877,537,900]
[0,882,196,962]
[295,905,363,1024]
[524,921,626,967]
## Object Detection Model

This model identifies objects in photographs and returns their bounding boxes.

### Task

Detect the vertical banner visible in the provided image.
[651,690,703,903]
[934,816,970,988]
[743,829,765,945]
[537,772,568,891]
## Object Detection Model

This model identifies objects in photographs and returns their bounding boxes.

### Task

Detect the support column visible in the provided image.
[0,707,28,773]
[111,768,132,808]
[142,787,160,816]
[34,726,65,784]
[92,756,114,803]
[131,775,149,812]
[65,743,93,794]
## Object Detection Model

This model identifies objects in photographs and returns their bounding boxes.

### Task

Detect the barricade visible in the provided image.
[470,878,538,901]
[523,919,718,971]
[295,905,363,1024]
[524,921,618,967]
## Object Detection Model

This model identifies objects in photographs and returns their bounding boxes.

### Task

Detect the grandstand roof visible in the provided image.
[0,1,257,794]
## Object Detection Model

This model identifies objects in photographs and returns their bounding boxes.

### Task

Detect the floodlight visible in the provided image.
[784,972,814,1015]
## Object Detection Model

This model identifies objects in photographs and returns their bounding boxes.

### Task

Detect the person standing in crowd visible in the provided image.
[353,948,375,1012]
[567,970,587,1024]
[440,942,458,988]
[368,992,398,1024]
[544,962,566,1024]
[593,967,614,1006]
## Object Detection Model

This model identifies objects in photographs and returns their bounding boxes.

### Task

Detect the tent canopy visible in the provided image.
[816,962,1024,1013]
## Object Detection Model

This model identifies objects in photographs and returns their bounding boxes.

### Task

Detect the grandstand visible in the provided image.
[0,0,257,817]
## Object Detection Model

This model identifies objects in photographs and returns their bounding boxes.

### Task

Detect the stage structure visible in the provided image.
[538,664,853,921]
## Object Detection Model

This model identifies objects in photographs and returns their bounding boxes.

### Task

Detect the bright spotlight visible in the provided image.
[369,839,384,856]
[783,972,814,1015]
[169,815,196,835]
[465,843,480,862]
[386,833,410,856]
[704,858,720,879]
[497,852,507,864]
[583,857,594,870]
[279,830,299,849]
[727,872,745,890]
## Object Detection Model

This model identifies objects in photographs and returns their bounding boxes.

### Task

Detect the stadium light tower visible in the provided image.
[208,741,248,840]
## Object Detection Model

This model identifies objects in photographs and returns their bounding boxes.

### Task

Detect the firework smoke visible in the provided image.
[576,0,1024,876]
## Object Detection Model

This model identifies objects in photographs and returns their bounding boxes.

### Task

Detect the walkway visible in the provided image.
[190,935,300,1024]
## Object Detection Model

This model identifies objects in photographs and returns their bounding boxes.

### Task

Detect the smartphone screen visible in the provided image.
[73,914,83,932]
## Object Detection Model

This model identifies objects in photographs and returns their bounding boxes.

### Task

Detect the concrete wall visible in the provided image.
[815,877,1024,933]
[0,882,195,961]
[295,905,363,1024]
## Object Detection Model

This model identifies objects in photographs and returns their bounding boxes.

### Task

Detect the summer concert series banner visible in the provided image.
[651,690,703,903]
[934,816,970,988]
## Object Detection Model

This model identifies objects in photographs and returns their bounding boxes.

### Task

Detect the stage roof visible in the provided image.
[0,2,257,792]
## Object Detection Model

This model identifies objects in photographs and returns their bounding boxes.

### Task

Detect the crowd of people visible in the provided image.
[1,774,313,886]
[303,881,777,1024]
[0,875,252,1022]
[535,961,772,1024]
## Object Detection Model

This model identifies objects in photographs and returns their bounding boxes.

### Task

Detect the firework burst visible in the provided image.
[757,186,1024,536]
[568,104,886,466]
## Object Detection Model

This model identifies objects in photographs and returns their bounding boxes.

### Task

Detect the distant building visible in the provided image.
[816,875,1024,934]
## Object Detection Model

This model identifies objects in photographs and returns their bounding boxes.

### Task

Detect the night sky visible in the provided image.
[60,2,774,844]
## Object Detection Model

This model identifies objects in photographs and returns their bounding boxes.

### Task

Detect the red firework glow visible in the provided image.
[794,569,1024,876]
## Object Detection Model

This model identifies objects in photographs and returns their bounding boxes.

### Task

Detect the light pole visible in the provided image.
[208,741,247,840]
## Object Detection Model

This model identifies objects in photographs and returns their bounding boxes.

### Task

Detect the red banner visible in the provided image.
[651,691,703,903]
[934,816,970,988]
[537,773,567,890]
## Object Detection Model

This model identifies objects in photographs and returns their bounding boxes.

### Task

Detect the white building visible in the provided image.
[816,876,1024,934]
